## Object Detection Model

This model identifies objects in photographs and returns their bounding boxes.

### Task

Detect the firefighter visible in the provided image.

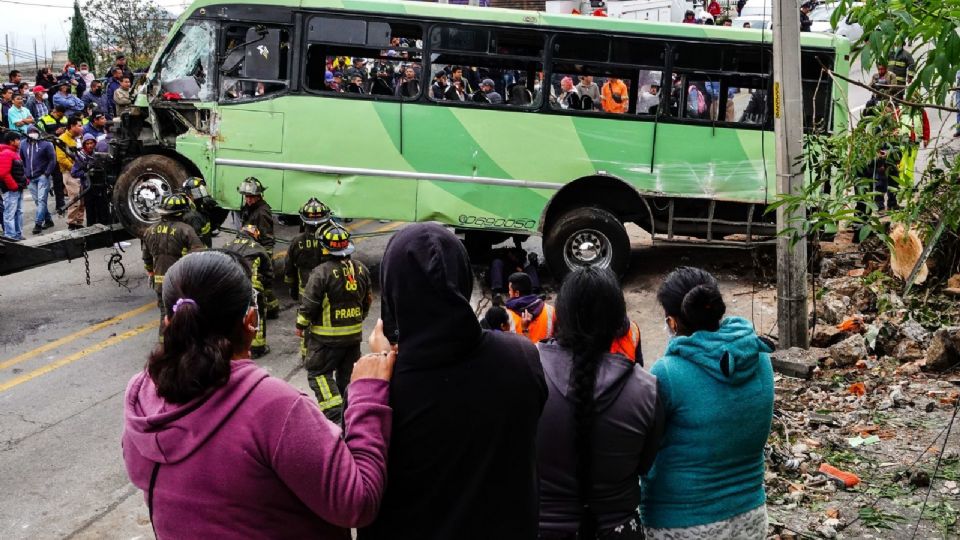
[141,193,205,327]
[296,224,372,423]
[238,176,279,318]
[224,224,273,358]
[285,197,333,360]
[181,177,212,248]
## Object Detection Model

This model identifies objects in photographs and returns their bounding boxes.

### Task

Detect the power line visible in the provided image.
[0,0,74,8]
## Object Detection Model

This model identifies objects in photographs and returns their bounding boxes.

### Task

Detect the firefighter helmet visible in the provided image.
[239,224,261,240]
[183,177,210,202]
[316,223,354,256]
[237,177,266,196]
[157,193,190,215]
[299,198,332,226]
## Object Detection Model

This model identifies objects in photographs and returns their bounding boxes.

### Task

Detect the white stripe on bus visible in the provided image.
[214,158,563,191]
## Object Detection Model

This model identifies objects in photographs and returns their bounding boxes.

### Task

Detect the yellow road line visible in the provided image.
[346,219,373,231]
[0,302,156,372]
[0,321,158,394]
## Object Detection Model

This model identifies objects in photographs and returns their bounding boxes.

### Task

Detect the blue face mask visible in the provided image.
[68,67,76,75]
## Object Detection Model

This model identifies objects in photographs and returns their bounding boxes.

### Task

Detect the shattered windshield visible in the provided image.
[159,21,216,101]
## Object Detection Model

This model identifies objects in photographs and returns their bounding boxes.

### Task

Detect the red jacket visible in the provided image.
[0,144,22,191]
[708,1,723,16]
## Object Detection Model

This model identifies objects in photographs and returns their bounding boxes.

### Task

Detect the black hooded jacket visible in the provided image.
[360,223,547,540]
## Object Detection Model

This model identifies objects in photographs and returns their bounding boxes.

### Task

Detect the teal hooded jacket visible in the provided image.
[640,316,774,529]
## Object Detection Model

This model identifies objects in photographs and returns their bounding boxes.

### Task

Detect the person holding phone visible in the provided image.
[123,250,395,539]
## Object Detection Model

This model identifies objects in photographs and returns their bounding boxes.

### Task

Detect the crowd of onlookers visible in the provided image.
[0,56,135,240]
[122,218,777,540]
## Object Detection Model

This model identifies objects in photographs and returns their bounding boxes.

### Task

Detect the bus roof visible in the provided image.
[181,0,845,49]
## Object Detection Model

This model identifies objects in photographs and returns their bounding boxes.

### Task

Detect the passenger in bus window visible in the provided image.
[474,79,503,105]
[431,72,448,100]
[445,79,467,101]
[370,64,394,96]
[601,77,628,114]
[509,79,533,106]
[395,66,420,98]
[553,76,581,110]
[638,81,660,115]
[347,75,365,94]
[576,75,601,110]
[686,83,707,119]
[449,66,474,95]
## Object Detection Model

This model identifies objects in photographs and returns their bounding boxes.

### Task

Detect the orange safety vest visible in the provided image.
[508,304,556,344]
[610,321,641,363]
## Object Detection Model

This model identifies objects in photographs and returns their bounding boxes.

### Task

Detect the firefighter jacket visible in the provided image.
[183,205,212,248]
[224,236,274,293]
[284,228,329,298]
[240,198,275,252]
[141,218,205,288]
[297,257,372,346]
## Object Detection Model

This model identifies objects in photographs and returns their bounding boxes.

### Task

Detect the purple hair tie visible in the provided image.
[172,298,197,313]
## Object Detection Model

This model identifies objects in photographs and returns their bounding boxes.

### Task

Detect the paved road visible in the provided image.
[1,61,957,539]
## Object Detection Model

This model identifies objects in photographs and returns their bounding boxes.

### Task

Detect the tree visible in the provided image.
[68,1,96,70]
[776,0,960,277]
[81,0,173,70]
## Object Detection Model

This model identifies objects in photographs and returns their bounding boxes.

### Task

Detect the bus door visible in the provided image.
[215,24,293,212]
[278,15,420,221]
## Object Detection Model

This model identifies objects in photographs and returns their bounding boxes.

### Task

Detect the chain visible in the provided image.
[82,237,91,286]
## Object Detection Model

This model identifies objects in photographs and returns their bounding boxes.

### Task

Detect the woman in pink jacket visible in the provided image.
[122,250,394,539]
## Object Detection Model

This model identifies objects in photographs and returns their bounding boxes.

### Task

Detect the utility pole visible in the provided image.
[5,34,10,72]
[772,0,809,348]
[33,39,39,74]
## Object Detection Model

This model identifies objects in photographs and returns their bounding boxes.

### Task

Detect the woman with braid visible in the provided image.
[641,267,774,539]
[536,267,664,539]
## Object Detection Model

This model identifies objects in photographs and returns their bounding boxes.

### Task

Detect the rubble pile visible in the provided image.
[764,239,960,538]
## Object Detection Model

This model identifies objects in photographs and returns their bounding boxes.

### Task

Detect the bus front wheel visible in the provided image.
[544,207,629,278]
[113,155,188,237]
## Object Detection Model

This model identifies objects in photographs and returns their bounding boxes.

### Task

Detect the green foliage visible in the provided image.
[68,1,96,70]
[771,0,960,270]
[921,500,959,536]
[858,505,907,530]
[81,0,173,70]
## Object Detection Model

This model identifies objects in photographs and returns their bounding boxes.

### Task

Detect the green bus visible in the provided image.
[112,0,849,275]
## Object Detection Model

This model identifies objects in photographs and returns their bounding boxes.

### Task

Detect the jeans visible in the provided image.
[28,175,52,226]
[3,190,24,240]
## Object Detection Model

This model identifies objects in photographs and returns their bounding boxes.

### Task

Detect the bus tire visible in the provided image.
[544,206,630,278]
[113,155,188,236]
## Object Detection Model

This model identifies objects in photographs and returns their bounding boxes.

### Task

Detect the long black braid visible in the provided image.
[555,267,627,539]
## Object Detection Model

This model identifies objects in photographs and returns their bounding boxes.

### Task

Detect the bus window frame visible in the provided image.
[301,14,426,102]
[424,22,546,112]
[542,32,665,119]
[219,22,296,105]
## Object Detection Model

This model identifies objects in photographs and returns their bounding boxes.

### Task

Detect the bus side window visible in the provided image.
[304,17,423,101]
[220,25,291,101]
[428,25,543,109]
[801,50,834,131]
[670,74,718,121]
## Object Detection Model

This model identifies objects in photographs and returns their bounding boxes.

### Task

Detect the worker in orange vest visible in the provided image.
[505,272,556,343]
[610,318,642,365]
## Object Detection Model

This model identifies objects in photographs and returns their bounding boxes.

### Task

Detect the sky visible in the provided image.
[0,0,187,69]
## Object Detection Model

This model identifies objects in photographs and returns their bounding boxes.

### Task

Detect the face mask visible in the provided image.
[80,69,89,75]
[68,68,76,75]
[41,93,48,100]
[27,132,39,140]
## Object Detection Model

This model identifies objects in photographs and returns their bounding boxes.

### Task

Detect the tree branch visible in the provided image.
[824,68,959,113]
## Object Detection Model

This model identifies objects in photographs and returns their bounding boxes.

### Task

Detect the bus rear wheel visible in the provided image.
[113,155,188,236]
[544,206,629,278]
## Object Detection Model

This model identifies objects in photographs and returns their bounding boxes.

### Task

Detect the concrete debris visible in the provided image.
[819,293,852,326]
[925,328,960,372]
[811,323,846,348]
[829,334,868,367]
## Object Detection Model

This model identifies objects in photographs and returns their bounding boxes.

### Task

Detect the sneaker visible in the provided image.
[32,225,42,235]
[250,345,270,359]
[42,220,54,229]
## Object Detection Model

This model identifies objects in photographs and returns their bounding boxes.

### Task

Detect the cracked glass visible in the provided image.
[159,21,216,101]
